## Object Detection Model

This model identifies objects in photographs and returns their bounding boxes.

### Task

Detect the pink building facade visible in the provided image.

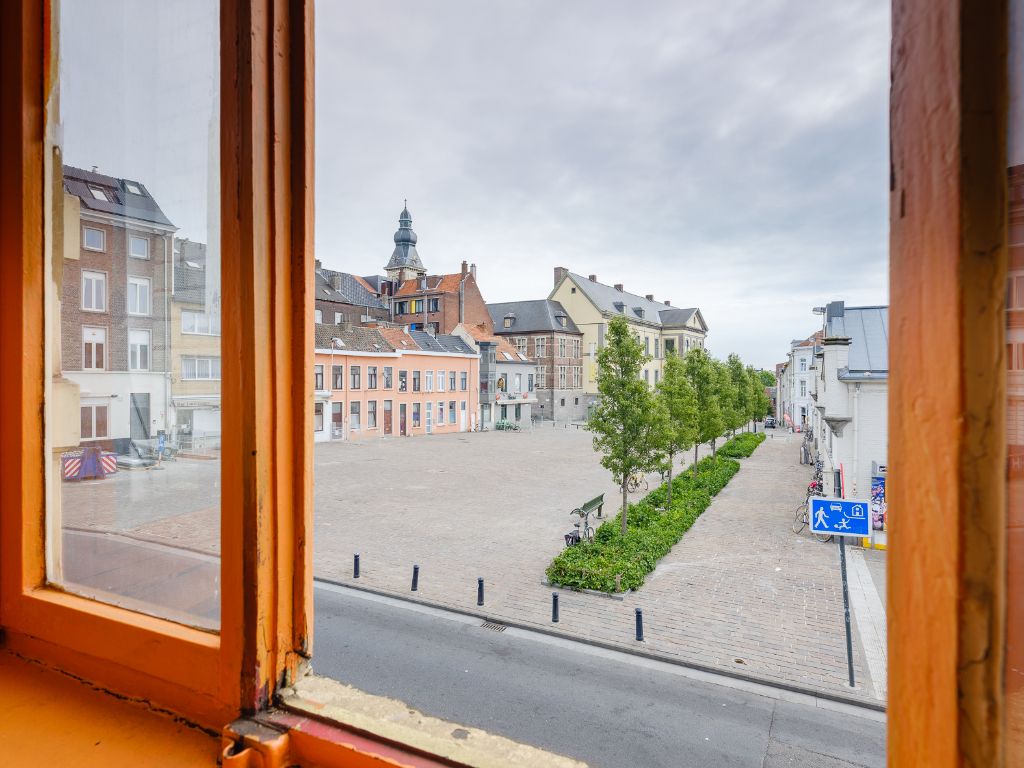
[313,325,480,442]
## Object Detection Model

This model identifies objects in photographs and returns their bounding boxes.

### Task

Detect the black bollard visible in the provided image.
[411,564,419,592]
[552,592,560,622]
[635,608,644,641]
[477,577,485,606]
[354,553,360,579]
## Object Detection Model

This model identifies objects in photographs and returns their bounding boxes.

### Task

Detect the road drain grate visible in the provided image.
[480,621,507,633]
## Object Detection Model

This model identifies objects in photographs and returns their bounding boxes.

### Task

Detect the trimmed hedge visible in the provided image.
[717,431,766,458]
[546,454,740,593]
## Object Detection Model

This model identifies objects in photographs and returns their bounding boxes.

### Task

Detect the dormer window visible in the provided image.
[634,307,644,319]
[614,301,625,313]
[89,187,108,201]
[503,314,515,328]
[556,314,567,327]
[125,182,142,194]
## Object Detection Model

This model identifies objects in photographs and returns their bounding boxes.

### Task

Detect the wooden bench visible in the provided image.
[563,493,606,547]
[576,493,605,519]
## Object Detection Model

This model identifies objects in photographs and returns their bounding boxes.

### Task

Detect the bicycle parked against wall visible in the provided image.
[792,481,834,542]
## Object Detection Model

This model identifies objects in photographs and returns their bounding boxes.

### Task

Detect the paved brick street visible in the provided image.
[60,426,887,703]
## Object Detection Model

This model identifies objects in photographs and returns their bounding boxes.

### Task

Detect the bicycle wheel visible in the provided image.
[813,532,834,544]
[792,503,808,534]
[583,526,594,543]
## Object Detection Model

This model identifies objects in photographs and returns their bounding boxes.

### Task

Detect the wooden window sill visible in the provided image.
[224,674,586,768]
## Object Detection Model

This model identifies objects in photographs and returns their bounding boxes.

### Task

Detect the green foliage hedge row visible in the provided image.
[545,453,741,593]
[716,431,766,458]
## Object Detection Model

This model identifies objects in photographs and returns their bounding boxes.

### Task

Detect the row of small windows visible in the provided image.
[314,399,468,432]
[315,364,469,393]
[82,225,150,259]
[511,337,582,359]
[393,298,440,315]
[80,325,218,378]
[81,271,151,315]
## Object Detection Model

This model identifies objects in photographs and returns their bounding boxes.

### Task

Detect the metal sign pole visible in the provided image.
[838,536,855,687]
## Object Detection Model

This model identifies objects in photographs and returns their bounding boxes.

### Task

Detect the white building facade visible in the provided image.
[809,301,889,546]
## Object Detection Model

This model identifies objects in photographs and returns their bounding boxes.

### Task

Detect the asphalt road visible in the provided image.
[313,584,886,768]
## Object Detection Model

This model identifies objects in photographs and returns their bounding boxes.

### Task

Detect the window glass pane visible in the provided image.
[1008,5,1023,758]
[45,0,220,630]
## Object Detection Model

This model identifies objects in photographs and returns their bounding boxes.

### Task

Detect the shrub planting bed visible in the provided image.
[546,453,741,593]
[717,431,766,458]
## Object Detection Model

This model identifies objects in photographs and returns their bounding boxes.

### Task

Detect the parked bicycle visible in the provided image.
[564,506,596,547]
[625,472,649,494]
[792,484,834,543]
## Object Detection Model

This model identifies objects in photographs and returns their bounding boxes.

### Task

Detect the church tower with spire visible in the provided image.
[383,202,426,284]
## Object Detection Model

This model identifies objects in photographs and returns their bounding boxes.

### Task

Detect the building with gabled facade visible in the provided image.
[487,299,585,423]
[453,323,536,428]
[313,262,389,326]
[548,268,708,410]
[807,301,889,546]
[381,204,492,334]
[169,239,221,452]
[59,165,176,454]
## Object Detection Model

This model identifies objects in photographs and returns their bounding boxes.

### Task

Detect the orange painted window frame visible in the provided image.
[0,0,313,730]
[889,0,1012,765]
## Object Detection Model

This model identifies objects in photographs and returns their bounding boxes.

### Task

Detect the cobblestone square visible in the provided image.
[61,426,887,702]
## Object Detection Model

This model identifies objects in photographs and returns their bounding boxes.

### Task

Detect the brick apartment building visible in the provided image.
[313,263,389,326]
[60,165,176,452]
[381,204,492,334]
[488,300,585,422]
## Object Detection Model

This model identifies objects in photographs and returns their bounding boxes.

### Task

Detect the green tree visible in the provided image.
[588,316,667,534]
[655,353,698,506]
[749,366,772,422]
[757,369,776,388]
[714,358,740,446]
[682,348,723,471]
[726,354,751,433]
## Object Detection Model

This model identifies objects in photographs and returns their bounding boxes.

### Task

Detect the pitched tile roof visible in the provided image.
[172,240,208,304]
[825,304,889,375]
[63,165,175,228]
[377,326,419,351]
[314,324,394,353]
[395,273,467,297]
[487,299,581,334]
[560,272,701,329]
[315,268,387,310]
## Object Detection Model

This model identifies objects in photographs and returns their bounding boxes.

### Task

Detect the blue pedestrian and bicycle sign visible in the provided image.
[809,498,870,537]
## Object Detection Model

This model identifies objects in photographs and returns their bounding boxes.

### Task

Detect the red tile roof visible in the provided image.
[394,273,466,297]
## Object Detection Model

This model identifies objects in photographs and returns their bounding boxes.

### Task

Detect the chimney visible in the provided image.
[645,294,654,301]
[470,263,477,280]
[614,283,624,292]
[461,260,468,276]
[330,274,343,291]
[588,274,597,282]
[663,300,671,306]
[554,266,569,286]
[314,259,322,271]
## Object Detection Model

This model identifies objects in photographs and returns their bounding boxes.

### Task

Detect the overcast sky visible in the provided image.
[60,1,890,370]
[315,1,891,368]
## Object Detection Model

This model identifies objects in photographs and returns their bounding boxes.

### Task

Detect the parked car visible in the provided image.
[764,416,776,428]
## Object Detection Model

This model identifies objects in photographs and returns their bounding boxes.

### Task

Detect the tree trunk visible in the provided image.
[666,453,674,507]
[712,438,717,456]
[694,444,699,476]
[621,482,629,536]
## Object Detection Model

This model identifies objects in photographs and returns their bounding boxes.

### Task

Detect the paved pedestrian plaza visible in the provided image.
[60,424,887,702]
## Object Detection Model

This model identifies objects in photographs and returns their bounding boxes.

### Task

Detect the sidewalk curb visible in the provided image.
[314,576,887,714]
